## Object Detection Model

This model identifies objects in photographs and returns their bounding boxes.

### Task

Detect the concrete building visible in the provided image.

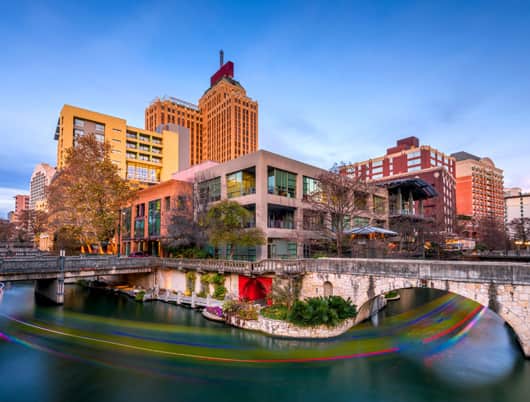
[343,137,456,233]
[505,188,530,241]
[119,179,193,257]
[145,51,258,166]
[451,151,504,223]
[55,105,190,186]
[29,163,56,210]
[196,150,388,260]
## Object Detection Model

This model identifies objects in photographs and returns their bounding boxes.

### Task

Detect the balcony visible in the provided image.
[268,204,295,229]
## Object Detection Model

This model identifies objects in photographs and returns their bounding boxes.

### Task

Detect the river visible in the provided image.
[0,283,529,402]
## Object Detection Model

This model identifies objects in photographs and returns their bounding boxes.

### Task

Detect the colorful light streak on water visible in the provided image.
[0,284,528,402]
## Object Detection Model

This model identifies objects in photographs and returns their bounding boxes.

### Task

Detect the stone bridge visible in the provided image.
[1,256,529,357]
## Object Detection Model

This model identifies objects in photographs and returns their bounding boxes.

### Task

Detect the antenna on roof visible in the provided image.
[219,49,224,67]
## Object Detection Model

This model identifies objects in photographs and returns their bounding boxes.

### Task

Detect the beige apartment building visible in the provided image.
[195,150,388,260]
[55,105,189,186]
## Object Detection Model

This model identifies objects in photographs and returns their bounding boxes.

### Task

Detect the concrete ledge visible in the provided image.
[227,315,356,339]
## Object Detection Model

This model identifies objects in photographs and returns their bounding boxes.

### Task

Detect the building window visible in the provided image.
[95,123,105,132]
[372,159,383,168]
[268,167,296,198]
[303,176,320,199]
[74,118,85,128]
[148,199,161,236]
[164,196,171,211]
[227,167,256,198]
[122,207,131,238]
[268,204,295,229]
[373,195,386,214]
[303,209,324,230]
[199,177,221,202]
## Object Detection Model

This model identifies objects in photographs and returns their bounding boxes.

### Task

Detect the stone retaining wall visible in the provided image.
[227,315,355,339]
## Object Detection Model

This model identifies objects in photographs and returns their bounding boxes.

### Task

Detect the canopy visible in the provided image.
[345,226,398,237]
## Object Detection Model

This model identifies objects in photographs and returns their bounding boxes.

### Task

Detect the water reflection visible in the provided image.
[0,284,529,402]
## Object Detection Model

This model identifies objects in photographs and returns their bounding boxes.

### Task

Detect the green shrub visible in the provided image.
[223,300,258,320]
[135,291,146,302]
[213,285,227,300]
[185,271,197,294]
[287,296,356,327]
[261,304,288,320]
[385,290,399,299]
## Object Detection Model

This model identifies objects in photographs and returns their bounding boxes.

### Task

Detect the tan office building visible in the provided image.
[55,105,189,186]
[196,150,388,260]
[144,52,258,166]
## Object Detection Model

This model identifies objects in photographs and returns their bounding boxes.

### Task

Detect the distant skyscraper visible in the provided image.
[343,136,456,233]
[145,51,258,166]
[11,194,29,224]
[29,163,56,210]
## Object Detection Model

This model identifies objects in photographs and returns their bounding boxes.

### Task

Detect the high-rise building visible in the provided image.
[504,188,530,240]
[145,98,203,165]
[144,51,258,166]
[55,105,190,186]
[451,152,504,222]
[343,136,456,232]
[29,163,56,210]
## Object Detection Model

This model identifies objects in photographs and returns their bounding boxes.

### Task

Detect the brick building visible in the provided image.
[343,137,456,233]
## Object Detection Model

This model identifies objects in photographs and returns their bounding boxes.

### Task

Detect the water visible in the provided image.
[1,284,529,402]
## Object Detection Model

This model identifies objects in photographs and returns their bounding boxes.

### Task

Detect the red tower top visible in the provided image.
[210,50,234,87]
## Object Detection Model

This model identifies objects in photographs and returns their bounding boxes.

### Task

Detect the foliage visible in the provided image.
[223,300,259,320]
[169,246,210,259]
[135,291,146,302]
[165,192,209,252]
[47,133,136,251]
[287,296,357,327]
[260,304,289,320]
[508,218,530,243]
[213,285,227,300]
[185,271,197,294]
[271,277,301,309]
[306,170,376,257]
[385,290,399,299]
[476,215,507,251]
[205,200,265,259]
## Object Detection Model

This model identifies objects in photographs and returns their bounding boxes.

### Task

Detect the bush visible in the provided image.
[135,291,146,302]
[287,296,356,327]
[385,290,399,299]
[213,285,227,300]
[223,300,259,320]
[261,304,288,320]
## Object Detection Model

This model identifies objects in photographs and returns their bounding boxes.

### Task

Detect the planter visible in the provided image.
[227,315,355,339]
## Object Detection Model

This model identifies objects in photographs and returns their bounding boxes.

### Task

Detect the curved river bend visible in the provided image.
[1,284,529,402]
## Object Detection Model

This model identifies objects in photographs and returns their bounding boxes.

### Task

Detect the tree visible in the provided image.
[165,193,208,255]
[307,170,376,257]
[507,217,530,246]
[47,133,136,252]
[205,200,265,259]
[476,215,507,251]
[0,220,14,242]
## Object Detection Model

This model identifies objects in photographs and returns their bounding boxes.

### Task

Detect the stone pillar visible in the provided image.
[255,154,268,260]
[35,278,64,304]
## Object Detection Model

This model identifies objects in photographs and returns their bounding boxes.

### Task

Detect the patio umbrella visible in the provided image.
[345,226,399,237]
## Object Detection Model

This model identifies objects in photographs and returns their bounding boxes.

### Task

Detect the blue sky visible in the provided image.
[1,0,530,217]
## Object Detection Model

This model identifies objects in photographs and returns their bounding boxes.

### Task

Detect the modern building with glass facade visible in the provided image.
[55,105,189,187]
[118,179,192,256]
[195,150,388,260]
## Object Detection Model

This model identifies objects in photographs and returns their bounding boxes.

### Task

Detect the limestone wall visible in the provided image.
[227,315,355,339]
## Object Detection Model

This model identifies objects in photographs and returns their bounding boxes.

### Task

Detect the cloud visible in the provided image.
[0,187,28,219]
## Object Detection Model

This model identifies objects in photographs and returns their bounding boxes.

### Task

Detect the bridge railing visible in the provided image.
[1,256,530,285]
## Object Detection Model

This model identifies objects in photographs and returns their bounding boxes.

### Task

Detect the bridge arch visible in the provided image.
[301,272,530,357]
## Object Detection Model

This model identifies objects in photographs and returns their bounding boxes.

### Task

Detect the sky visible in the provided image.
[1,0,530,217]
